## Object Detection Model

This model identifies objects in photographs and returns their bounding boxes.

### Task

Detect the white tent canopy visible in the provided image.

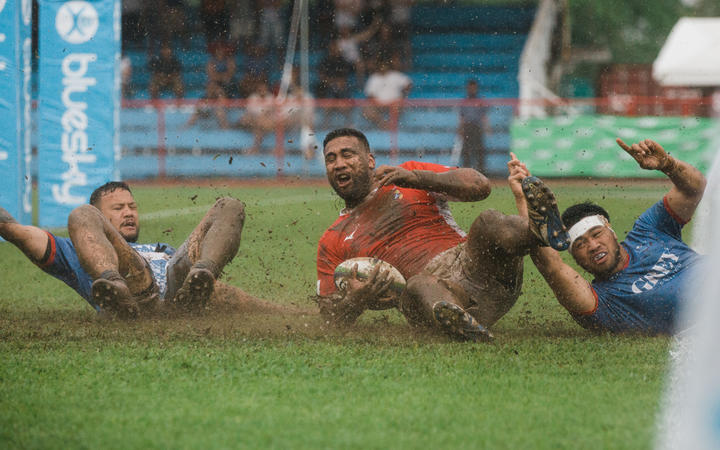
[653,17,720,86]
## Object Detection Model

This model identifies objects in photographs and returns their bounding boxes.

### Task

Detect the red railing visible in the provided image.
[121,96,717,177]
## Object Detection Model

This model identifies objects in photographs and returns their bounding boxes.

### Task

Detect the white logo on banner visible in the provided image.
[0,0,6,51]
[21,0,31,25]
[55,1,99,44]
[0,151,8,161]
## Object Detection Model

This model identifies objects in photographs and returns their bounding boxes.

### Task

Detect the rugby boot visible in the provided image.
[432,301,494,343]
[521,176,571,251]
[173,265,216,310]
[91,274,139,319]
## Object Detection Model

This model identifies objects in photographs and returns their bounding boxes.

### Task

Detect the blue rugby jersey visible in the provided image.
[40,232,175,309]
[571,198,705,334]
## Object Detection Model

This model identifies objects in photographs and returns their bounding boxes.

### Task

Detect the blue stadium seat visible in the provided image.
[412,33,527,52]
[411,6,535,32]
[412,52,520,72]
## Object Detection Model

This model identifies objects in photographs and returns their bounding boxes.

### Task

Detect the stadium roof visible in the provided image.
[653,17,720,86]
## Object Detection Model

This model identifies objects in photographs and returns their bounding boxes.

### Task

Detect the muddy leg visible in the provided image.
[399,272,492,342]
[169,197,245,309]
[68,205,155,317]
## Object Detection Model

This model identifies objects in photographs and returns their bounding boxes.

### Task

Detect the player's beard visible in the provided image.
[580,242,623,280]
[122,227,139,243]
[332,169,373,206]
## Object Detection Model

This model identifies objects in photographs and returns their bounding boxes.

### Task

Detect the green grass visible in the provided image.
[1,180,676,449]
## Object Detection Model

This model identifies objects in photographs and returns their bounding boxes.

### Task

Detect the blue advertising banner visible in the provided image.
[0,0,33,226]
[38,0,119,228]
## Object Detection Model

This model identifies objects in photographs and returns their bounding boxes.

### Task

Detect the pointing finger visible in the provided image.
[616,138,631,152]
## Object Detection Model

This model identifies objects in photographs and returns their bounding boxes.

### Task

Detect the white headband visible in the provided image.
[568,215,609,248]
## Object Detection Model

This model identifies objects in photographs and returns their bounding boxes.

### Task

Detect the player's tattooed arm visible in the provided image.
[375,165,490,202]
[0,206,19,225]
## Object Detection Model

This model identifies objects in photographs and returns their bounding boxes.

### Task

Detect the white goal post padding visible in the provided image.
[656,122,720,449]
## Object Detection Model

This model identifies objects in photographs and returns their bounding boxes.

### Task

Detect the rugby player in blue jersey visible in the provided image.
[508,138,707,334]
[0,182,246,318]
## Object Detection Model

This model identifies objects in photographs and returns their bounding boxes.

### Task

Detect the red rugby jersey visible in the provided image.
[316,161,467,296]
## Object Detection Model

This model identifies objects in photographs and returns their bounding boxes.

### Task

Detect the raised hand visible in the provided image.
[616,138,673,172]
[507,152,531,200]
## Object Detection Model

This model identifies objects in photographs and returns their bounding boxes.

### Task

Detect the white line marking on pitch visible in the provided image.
[141,193,334,221]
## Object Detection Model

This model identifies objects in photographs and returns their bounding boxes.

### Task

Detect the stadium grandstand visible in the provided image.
[23,0,720,180]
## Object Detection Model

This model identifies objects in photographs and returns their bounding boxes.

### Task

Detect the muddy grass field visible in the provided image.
[1,179,675,448]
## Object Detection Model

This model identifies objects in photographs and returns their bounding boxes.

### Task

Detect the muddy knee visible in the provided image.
[213,197,245,224]
[68,204,103,230]
[469,209,527,255]
[400,273,463,326]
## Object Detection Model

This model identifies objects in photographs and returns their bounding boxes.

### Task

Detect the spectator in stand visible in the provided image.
[336,17,382,84]
[458,79,490,172]
[316,40,355,99]
[333,0,364,31]
[185,81,230,130]
[121,0,147,46]
[360,0,390,27]
[149,44,184,100]
[311,0,335,49]
[206,43,237,98]
[201,0,230,48]
[316,40,355,127]
[258,0,285,54]
[238,44,272,98]
[236,79,276,154]
[229,0,258,48]
[361,23,399,74]
[121,54,133,98]
[389,0,413,69]
[362,56,412,129]
[151,0,189,50]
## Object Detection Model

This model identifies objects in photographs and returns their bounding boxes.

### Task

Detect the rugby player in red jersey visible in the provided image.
[315,128,570,341]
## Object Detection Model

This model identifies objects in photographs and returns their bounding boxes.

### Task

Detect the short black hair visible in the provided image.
[562,202,610,229]
[323,128,370,152]
[89,181,132,207]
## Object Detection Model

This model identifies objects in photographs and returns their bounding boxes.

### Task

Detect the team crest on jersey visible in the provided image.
[392,189,403,201]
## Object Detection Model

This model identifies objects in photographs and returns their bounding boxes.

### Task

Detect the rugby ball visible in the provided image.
[334,257,407,299]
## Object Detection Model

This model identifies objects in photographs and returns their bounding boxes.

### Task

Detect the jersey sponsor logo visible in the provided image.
[55,1,99,44]
[343,225,358,242]
[631,251,680,294]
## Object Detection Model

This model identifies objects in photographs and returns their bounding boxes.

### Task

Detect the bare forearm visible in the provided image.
[412,169,490,201]
[662,156,706,199]
[0,207,49,262]
[530,247,596,314]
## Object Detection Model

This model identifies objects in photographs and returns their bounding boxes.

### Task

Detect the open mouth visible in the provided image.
[593,252,607,264]
[336,173,351,187]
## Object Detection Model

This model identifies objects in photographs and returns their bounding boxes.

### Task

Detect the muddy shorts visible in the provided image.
[424,243,523,327]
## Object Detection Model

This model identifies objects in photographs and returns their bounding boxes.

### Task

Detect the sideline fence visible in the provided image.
[117,96,717,179]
